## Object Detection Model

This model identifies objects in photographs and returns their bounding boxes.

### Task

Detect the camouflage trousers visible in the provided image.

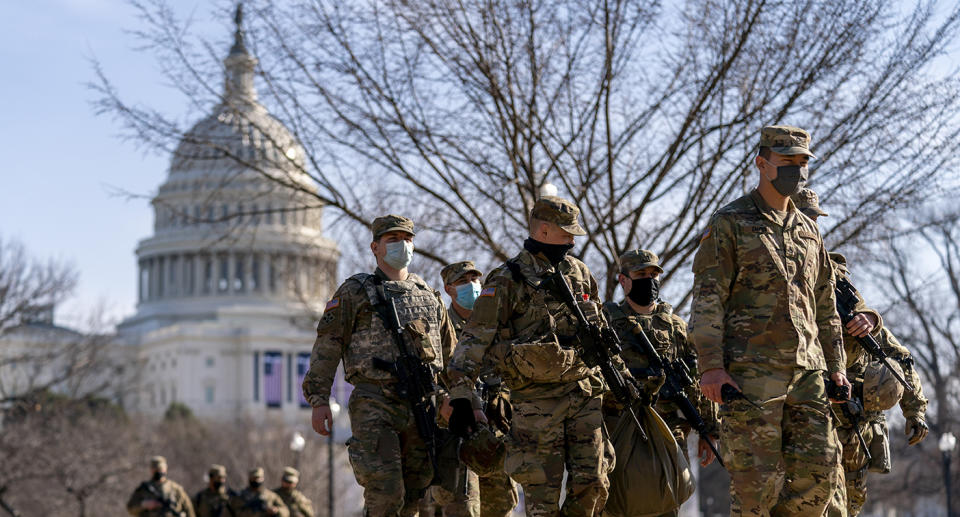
[420,472,481,517]
[506,390,609,517]
[346,385,433,517]
[824,427,848,517]
[477,469,519,517]
[720,365,839,516]
[832,417,887,516]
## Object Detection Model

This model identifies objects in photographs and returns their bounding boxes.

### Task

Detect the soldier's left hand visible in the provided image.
[439,396,453,423]
[845,313,877,337]
[697,437,717,467]
[828,371,853,403]
[906,416,928,445]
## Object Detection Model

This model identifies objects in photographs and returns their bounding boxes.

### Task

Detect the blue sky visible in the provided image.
[0,0,213,328]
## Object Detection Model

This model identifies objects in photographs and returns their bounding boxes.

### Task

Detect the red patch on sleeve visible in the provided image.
[582,293,590,301]
[325,298,340,311]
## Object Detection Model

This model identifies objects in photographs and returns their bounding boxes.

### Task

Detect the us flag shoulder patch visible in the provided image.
[480,287,496,297]
[700,227,712,242]
[325,298,340,311]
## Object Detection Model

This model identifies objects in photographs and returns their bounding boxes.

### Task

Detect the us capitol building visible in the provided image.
[114,16,345,422]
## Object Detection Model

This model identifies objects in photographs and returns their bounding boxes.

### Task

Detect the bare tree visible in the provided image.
[92,0,960,299]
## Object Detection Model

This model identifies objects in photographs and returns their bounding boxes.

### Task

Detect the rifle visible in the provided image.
[370,288,441,482]
[835,277,914,392]
[143,482,185,517]
[542,270,647,440]
[838,398,872,462]
[622,328,725,468]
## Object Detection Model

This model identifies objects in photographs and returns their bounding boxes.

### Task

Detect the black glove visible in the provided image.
[448,398,478,438]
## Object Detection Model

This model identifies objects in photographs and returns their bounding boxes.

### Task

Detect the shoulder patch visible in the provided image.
[325,298,340,311]
[700,227,711,242]
[480,287,496,297]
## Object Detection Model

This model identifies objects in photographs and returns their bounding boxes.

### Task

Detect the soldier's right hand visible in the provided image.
[312,405,333,436]
[448,398,484,438]
[700,368,740,404]
[142,500,162,510]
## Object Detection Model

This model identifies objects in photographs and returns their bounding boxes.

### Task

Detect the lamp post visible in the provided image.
[941,432,957,517]
[290,431,306,471]
[329,398,341,517]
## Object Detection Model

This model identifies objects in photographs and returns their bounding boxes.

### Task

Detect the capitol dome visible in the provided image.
[121,7,339,332]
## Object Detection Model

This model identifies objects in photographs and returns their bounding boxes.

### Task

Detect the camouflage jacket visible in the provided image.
[229,488,289,517]
[603,300,719,434]
[274,488,314,517]
[689,189,845,374]
[448,305,468,336]
[447,248,616,401]
[127,479,196,517]
[302,268,456,407]
[194,487,235,517]
[830,252,885,372]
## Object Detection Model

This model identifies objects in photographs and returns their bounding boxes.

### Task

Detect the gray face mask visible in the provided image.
[770,164,808,197]
[383,240,414,270]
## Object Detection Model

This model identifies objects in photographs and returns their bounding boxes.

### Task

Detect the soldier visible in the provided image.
[302,214,457,517]
[602,249,719,468]
[229,468,289,517]
[439,261,518,517]
[274,468,314,517]
[194,465,235,517]
[689,125,852,515]
[126,456,196,517]
[446,196,627,517]
[793,189,930,516]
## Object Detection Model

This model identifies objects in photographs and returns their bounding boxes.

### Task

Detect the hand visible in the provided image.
[142,500,162,510]
[439,396,453,423]
[906,417,928,445]
[845,313,877,338]
[700,368,740,404]
[312,405,333,436]
[828,372,852,403]
[267,506,279,515]
[697,437,717,467]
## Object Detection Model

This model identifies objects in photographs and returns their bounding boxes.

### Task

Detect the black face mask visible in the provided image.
[770,164,808,197]
[249,480,263,489]
[152,471,165,482]
[627,277,660,306]
[212,480,225,490]
[524,238,574,265]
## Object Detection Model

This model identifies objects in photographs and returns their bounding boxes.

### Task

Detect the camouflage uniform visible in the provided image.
[303,215,457,517]
[448,197,619,517]
[230,469,289,517]
[275,468,315,517]
[194,465,235,517]
[127,457,196,517]
[690,126,845,517]
[828,254,928,516]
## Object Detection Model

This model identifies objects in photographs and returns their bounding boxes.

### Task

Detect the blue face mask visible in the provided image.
[383,240,414,270]
[455,281,482,310]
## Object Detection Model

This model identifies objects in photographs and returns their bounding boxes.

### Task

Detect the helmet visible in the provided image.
[459,426,507,476]
[862,360,905,411]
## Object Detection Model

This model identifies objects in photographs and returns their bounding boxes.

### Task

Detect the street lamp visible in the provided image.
[941,432,957,517]
[290,431,306,470]
[329,399,342,517]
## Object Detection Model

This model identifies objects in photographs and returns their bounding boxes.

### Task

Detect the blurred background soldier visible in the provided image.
[126,456,195,517]
[274,468,314,517]
[302,215,457,517]
[603,249,719,466]
[229,468,288,517]
[194,464,235,517]
[794,189,930,515]
[690,126,850,516]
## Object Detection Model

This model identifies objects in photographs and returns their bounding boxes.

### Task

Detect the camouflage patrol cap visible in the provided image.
[440,261,483,286]
[759,125,817,158]
[863,360,906,412]
[282,467,300,483]
[530,196,586,236]
[618,249,664,274]
[150,456,167,469]
[791,188,828,218]
[459,426,507,476]
[371,214,415,240]
[209,465,227,479]
[249,467,265,481]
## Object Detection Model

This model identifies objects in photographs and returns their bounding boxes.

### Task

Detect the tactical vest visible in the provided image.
[603,301,684,363]
[496,260,595,385]
[342,273,445,384]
